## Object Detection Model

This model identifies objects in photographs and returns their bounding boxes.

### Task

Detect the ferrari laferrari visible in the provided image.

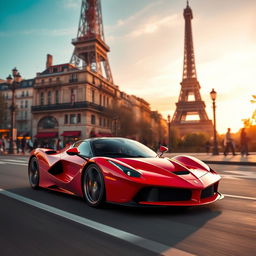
[28,137,223,207]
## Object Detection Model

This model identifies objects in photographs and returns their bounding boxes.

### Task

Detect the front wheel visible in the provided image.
[28,157,40,189]
[83,164,105,207]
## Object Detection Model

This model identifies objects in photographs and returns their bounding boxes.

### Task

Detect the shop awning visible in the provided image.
[35,132,58,138]
[61,131,81,137]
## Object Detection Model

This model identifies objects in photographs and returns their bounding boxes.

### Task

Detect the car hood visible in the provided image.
[115,157,208,179]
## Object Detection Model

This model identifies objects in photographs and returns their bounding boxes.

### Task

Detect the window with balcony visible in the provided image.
[77,113,81,123]
[25,100,28,108]
[103,95,106,106]
[40,92,44,105]
[91,115,96,125]
[48,91,52,105]
[69,73,77,83]
[99,94,102,105]
[91,89,95,103]
[64,114,68,124]
[70,114,77,124]
[20,100,23,109]
[70,89,75,103]
[55,90,59,104]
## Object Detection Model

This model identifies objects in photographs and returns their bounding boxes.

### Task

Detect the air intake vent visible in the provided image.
[173,170,190,175]
[201,185,215,199]
[134,187,192,202]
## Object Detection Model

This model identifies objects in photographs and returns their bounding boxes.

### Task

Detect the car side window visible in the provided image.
[78,141,92,157]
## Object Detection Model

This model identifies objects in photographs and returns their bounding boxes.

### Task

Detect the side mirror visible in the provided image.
[159,146,168,153]
[66,147,80,155]
[158,146,168,157]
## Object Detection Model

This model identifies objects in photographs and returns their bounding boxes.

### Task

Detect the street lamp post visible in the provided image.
[210,88,219,155]
[6,68,22,154]
[167,114,171,152]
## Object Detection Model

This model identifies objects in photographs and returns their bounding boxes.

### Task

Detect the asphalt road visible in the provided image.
[0,155,255,256]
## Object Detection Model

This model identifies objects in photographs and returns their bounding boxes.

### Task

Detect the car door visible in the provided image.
[60,141,92,184]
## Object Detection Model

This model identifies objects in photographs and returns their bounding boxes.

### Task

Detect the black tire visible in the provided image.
[83,164,105,207]
[28,157,40,189]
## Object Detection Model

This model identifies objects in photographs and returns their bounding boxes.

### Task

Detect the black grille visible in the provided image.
[201,185,215,199]
[133,187,192,202]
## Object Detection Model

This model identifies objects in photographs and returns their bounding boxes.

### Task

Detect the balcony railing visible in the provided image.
[31,101,107,112]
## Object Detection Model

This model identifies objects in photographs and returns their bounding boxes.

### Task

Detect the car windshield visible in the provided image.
[90,138,157,158]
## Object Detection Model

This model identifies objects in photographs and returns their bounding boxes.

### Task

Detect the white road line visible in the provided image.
[0,188,195,256]
[1,159,27,163]
[223,194,256,201]
[0,162,27,166]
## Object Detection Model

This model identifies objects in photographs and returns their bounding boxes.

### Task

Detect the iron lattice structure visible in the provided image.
[171,1,213,136]
[70,0,113,83]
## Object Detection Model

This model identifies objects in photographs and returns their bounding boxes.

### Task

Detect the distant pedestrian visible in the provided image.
[0,137,3,155]
[205,141,211,154]
[33,138,38,149]
[27,138,34,152]
[21,137,26,154]
[55,138,62,150]
[224,128,236,156]
[240,128,249,156]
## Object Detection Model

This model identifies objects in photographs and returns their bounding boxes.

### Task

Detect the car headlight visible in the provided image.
[108,160,141,178]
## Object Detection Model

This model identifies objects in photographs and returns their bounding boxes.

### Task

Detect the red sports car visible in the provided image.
[28,137,223,207]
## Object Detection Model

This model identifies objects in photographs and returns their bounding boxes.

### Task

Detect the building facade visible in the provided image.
[31,55,166,148]
[0,78,34,138]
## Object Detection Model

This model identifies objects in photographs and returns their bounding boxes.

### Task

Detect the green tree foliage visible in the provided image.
[169,127,180,150]
[182,132,209,148]
[106,103,138,138]
[137,120,153,147]
[117,106,138,137]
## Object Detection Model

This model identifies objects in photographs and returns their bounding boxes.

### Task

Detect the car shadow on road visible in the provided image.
[6,185,223,251]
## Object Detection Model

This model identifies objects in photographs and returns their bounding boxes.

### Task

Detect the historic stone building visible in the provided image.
[31,0,167,148]
[0,78,34,138]
[31,55,165,148]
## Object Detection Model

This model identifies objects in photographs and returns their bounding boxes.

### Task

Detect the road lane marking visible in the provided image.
[221,170,256,180]
[223,194,256,201]
[0,188,195,256]
[0,159,27,166]
[1,159,27,163]
[0,161,27,166]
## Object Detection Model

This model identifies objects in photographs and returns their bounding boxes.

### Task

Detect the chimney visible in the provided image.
[46,54,53,68]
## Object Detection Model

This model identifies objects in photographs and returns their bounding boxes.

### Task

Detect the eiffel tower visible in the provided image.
[70,0,113,83]
[171,1,213,137]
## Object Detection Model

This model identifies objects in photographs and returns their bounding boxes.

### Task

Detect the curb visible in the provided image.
[203,160,256,166]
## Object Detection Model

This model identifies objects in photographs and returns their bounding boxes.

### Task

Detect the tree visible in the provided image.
[169,127,180,151]
[179,132,210,152]
[106,102,138,138]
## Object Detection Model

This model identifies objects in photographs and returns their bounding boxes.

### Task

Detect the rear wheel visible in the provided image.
[28,157,40,189]
[83,164,105,207]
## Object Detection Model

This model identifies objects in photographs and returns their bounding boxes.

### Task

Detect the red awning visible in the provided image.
[35,132,58,138]
[61,131,81,137]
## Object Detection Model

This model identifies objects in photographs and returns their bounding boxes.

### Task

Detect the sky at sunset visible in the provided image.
[0,0,255,133]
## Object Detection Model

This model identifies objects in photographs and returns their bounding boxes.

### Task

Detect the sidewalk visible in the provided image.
[165,152,256,166]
